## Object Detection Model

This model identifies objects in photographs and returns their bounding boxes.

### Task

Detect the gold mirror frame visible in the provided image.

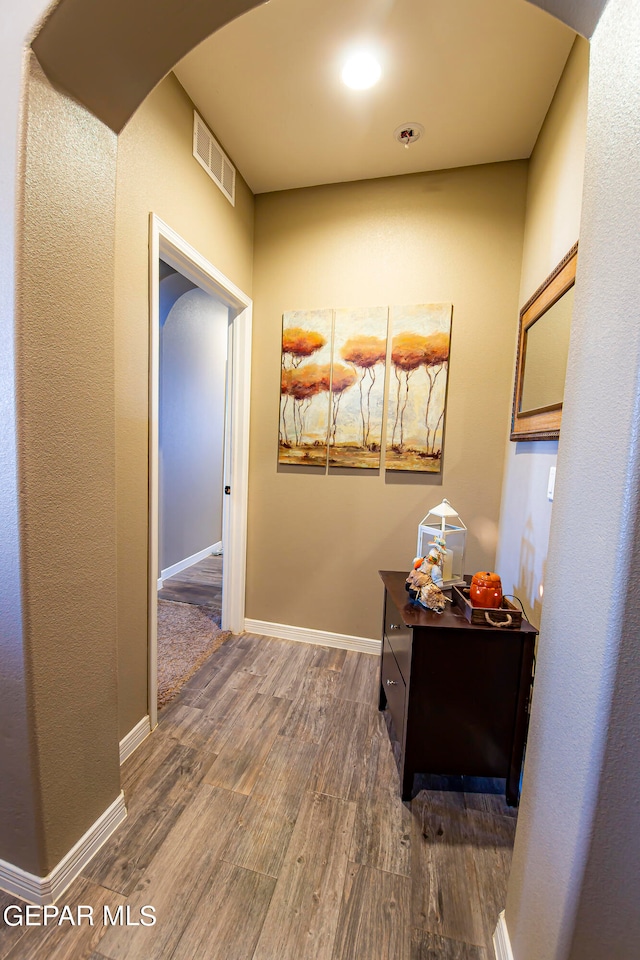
[510,242,578,442]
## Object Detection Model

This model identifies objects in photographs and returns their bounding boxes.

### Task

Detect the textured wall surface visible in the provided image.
[506,2,640,958]
[114,72,254,739]
[16,53,120,873]
[517,38,589,306]
[496,36,589,624]
[0,0,53,879]
[251,163,528,640]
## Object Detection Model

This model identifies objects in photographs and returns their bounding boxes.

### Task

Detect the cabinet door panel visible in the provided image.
[382,636,407,750]
[410,628,520,777]
[384,597,412,683]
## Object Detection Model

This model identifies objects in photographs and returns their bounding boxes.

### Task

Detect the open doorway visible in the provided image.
[148,215,252,728]
[156,263,229,706]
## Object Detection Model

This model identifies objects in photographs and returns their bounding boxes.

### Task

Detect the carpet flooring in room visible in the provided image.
[157,599,230,707]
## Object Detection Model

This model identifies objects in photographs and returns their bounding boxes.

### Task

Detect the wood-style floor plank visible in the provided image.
[466,810,516,948]
[158,555,222,608]
[333,650,380,704]
[258,641,316,700]
[166,674,265,753]
[0,891,27,960]
[157,581,220,607]
[172,633,258,701]
[350,730,412,878]
[97,783,245,960]
[204,695,293,795]
[312,646,347,673]
[308,697,376,801]
[173,631,256,691]
[84,740,211,896]
[3,632,518,960]
[411,795,486,948]
[297,662,342,702]
[119,723,174,795]
[278,689,331,744]
[332,861,411,960]
[170,860,275,960]
[2,878,125,960]
[252,791,356,960]
[237,634,290,680]
[222,736,319,878]
[411,929,489,960]
[463,778,518,819]
[294,645,348,701]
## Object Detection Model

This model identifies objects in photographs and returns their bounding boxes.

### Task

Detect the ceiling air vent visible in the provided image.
[193,110,236,206]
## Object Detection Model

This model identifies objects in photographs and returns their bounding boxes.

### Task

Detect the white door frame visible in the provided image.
[148,214,252,728]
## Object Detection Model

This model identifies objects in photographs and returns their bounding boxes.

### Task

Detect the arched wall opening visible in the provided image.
[4,3,640,960]
[30,0,605,134]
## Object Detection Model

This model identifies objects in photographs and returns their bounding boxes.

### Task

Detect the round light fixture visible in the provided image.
[341,52,382,90]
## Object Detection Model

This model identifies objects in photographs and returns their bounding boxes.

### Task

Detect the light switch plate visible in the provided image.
[547,466,556,501]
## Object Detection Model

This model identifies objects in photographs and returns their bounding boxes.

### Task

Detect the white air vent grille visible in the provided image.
[193,111,236,206]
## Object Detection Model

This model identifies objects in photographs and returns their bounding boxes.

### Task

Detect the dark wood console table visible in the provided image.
[379,570,537,805]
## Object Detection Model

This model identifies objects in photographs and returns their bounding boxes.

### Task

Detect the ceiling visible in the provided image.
[173,0,575,195]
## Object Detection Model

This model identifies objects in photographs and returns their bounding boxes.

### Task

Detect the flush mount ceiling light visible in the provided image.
[394,122,425,149]
[341,52,382,90]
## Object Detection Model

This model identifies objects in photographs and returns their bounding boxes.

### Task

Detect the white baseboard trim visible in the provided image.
[494,911,515,960]
[0,792,127,906]
[211,540,223,556]
[244,618,380,655]
[157,577,163,590]
[119,715,152,765]
[160,542,219,583]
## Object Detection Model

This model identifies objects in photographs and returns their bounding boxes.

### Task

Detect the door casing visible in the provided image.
[148,214,252,728]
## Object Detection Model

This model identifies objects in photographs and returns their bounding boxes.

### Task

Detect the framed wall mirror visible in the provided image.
[511,242,578,441]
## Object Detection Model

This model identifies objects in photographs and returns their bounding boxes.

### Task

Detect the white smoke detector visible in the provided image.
[394,123,424,149]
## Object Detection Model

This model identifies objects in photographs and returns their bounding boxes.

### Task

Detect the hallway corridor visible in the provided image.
[0,633,515,959]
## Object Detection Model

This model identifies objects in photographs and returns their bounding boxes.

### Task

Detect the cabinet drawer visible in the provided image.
[382,636,407,749]
[384,597,412,682]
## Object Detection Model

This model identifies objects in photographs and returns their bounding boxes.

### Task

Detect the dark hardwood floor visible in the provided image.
[0,633,516,960]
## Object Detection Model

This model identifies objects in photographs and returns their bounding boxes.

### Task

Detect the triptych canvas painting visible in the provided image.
[279,304,453,472]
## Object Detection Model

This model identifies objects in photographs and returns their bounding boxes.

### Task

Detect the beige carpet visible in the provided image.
[157,599,231,708]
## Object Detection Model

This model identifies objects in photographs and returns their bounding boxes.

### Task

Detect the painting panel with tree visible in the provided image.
[329,306,389,468]
[385,303,452,472]
[279,309,332,465]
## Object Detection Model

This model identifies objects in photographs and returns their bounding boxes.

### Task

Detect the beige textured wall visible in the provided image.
[251,163,528,640]
[15,53,121,873]
[505,2,640,957]
[519,37,589,305]
[114,72,254,738]
[496,36,588,625]
[0,0,52,877]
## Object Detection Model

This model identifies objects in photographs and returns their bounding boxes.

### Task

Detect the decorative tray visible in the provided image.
[452,584,523,629]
